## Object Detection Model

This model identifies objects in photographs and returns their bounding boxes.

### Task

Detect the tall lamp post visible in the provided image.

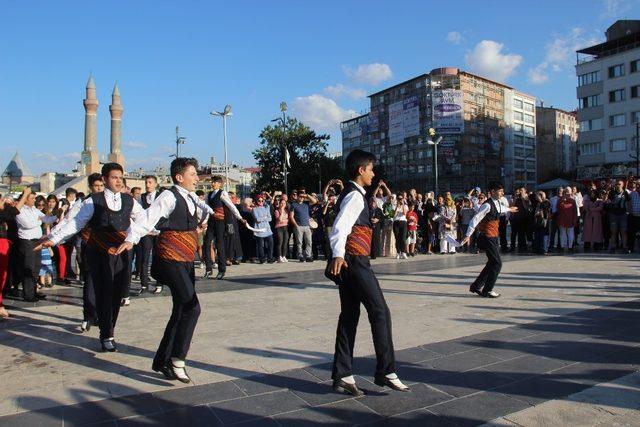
[630,121,640,176]
[211,105,233,190]
[174,125,186,158]
[271,101,289,194]
[427,127,443,195]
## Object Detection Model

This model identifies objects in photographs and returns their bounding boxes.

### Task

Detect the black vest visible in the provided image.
[483,199,500,221]
[156,187,199,232]
[88,192,134,232]
[207,189,232,223]
[140,191,157,209]
[336,182,371,228]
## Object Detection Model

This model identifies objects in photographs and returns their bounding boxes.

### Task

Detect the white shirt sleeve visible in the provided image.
[195,196,214,216]
[130,198,147,223]
[50,200,83,235]
[125,190,177,245]
[329,192,365,259]
[49,199,95,245]
[221,191,243,220]
[465,203,491,237]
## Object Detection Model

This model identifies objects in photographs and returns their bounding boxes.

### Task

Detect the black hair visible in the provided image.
[143,175,158,183]
[87,173,103,186]
[65,188,78,197]
[101,162,124,178]
[488,181,504,192]
[345,149,375,180]
[170,157,199,184]
[76,192,85,200]
[35,195,46,205]
[130,186,141,194]
[46,194,58,202]
[211,175,223,184]
[195,190,205,197]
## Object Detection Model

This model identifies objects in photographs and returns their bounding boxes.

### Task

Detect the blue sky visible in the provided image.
[1,0,639,175]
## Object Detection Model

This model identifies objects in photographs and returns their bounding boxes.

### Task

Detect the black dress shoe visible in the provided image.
[332,379,365,397]
[374,375,411,392]
[101,339,118,352]
[305,258,314,263]
[171,364,192,384]
[232,260,240,265]
[153,362,177,380]
[203,270,213,279]
[469,285,482,296]
[35,293,47,300]
[216,272,226,280]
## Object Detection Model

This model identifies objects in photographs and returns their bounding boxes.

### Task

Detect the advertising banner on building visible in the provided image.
[403,95,420,137]
[388,101,404,145]
[433,89,464,134]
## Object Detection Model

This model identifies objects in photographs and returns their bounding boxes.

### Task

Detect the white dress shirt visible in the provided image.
[49,188,145,245]
[125,185,214,245]
[15,206,58,240]
[329,181,366,259]
[465,198,510,237]
[208,189,243,220]
[49,197,85,243]
[145,191,157,205]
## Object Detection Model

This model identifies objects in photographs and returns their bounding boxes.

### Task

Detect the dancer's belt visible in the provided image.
[87,230,127,254]
[479,219,499,238]
[213,207,225,221]
[156,230,198,262]
[345,225,372,256]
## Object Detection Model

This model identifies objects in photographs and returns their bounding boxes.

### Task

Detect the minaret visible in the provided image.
[82,74,100,174]
[108,83,125,168]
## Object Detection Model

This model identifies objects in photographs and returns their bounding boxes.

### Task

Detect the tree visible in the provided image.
[253,117,344,193]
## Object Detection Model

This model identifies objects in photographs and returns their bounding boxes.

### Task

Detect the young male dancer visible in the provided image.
[327,149,409,396]
[39,163,144,352]
[461,181,518,298]
[114,158,214,383]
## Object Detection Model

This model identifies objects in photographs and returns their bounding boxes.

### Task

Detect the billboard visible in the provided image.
[433,89,464,134]
[403,95,420,137]
[388,101,404,145]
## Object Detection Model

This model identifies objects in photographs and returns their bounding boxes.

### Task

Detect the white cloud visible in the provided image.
[324,84,367,100]
[527,28,603,84]
[31,152,81,174]
[123,140,147,149]
[446,31,464,45]
[464,40,523,83]
[601,0,635,18]
[291,94,357,132]
[343,63,393,86]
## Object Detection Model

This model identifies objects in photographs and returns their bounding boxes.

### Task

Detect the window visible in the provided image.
[611,138,627,152]
[525,137,535,147]
[524,125,535,136]
[580,118,603,131]
[580,142,602,155]
[578,70,602,86]
[526,147,535,157]
[514,147,525,157]
[513,99,523,109]
[632,85,640,98]
[524,103,534,112]
[514,135,524,144]
[526,172,537,181]
[526,159,536,169]
[609,89,625,102]
[633,111,640,123]
[524,114,534,124]
[579,94,601,108]
[514,123,523,132]
[515,159,525,168]
[513,111,523,121]
[632,60,640,73]
[608,64,625,78]
[610,114,626,127]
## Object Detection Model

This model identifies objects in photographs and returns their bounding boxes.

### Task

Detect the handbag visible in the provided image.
[309,218,319,229]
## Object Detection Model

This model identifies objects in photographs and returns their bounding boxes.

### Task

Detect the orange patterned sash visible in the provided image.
[156,230,198,262]
[479,219,499,238]
[87,230,127,254]
[213,207,225,221]
[346,225,372,256]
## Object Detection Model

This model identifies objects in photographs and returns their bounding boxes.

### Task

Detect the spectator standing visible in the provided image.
[606,179,630,253]
[532,191,551,254]
[274,198,290,263]
[252,195,274,264]
[582,189,605,251]
[381,194,396,257]
[369,197,384,259]
[406,203,419,256]
[548,187,563,251]
[459,198,475,253]
[289,189,317,262]
[556,187,578,253]
[627,180,640,252]
[392,194,408,259]
[435,195,457,254]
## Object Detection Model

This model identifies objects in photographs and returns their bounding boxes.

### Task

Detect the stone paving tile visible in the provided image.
[290,379,366,407]
[116,405,220,426]
[62,393,162,426]
[152,380,245,411]
[431,369,516,398]
[207,390,307,425]
[232,368,320,396]
[485,354,573,380]
[231,416,280,426]
[492,375,590,406]
[274,399,382,426]
[422,339,476,357]
[363,409,454,427]
[0,406,63,427]
[394,346,442,364]
[357,382,452,417]
[429,392,531,427]
[424,349,504,373]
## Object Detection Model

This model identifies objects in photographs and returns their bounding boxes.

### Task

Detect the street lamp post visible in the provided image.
[174,125,186,158]
[271,101,289,194]
[427,128,443,195]
[211,105,233,190]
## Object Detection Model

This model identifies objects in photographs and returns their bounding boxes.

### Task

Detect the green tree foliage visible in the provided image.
[253,117,344,193]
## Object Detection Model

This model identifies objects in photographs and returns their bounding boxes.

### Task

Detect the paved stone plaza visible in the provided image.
[1,253,639,426]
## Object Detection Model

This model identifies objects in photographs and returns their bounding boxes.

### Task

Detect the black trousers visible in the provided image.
[86,247,132,340]
[204,220,226,273]
[499,217,508,251]
[136,235,156,288]
[80,241,97,323]
[18,239,41,301]
[371,226,382,259]
[628,215,640,251]
[275,227,289,258]
[332,255,396,380]
[153,259,200,367]
[472,235,502,295]
[393,221,408,254]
